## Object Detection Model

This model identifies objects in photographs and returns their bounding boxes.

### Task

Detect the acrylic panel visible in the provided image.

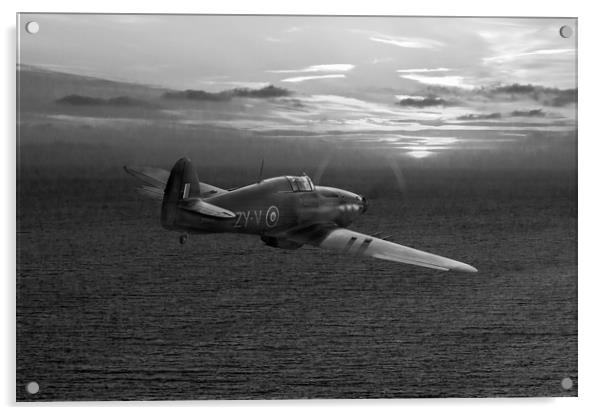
[16,14,577,401]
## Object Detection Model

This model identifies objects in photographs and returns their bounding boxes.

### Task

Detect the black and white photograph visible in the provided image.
[16,13,577,401]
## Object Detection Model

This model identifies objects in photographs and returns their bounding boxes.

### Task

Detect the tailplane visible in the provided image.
[161,157,202,229]
[160,158,235,230]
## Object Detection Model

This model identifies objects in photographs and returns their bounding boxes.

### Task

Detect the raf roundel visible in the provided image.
[266,206,279,228]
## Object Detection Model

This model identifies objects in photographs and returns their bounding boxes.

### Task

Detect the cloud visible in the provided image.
[370,57,395,64]
[400,74,475,89]
[280,74,346,83]
[476,22,576,88]
[457,112,502,120]
[230,85,291,98]
[397,68,451,73]
[510,109,545,117]
[349,29,444,49]
[407,83,576,108]
[267,64,354,73]
[162,85,291,101]
[395,95,427,100]
[56,94,154,108]
[370,35,444,49]
[198,80,271,89]
[368,34,444,49]
[397,96,453,107]
[487,84,577,106]
[483,48,575,64]
[268,63,352,84]
[456,109,546,119]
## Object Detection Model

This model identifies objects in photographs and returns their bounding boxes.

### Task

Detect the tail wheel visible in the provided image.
[179,234,188,245]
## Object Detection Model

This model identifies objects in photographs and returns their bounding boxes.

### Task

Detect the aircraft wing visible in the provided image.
[124,165,228,198]
[279,225,477,273]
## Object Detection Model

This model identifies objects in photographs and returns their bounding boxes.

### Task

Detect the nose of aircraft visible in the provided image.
[360,195,368,213]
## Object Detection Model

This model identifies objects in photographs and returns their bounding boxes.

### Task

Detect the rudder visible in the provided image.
[161,157,202,229]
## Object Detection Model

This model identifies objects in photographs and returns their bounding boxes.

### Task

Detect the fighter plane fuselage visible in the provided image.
[165,175,367,236]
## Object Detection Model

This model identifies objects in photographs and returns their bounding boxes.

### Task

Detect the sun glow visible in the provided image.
[407,150,433,159]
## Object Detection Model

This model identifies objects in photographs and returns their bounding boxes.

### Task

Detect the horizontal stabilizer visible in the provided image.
[177,198,236,219]
[124,165,229,198]
[124,166,170,189]
[137,185,164,200]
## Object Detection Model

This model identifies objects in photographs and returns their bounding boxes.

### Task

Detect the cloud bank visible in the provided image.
[56,94,154,108]
[401,74,475,89]
[162,85,291,101]
[267,64,355,73]
[281,74,346,83]
[411,83,577,107]
[368,34,444,49]
[397,68,451,73]
[397,96,454,107]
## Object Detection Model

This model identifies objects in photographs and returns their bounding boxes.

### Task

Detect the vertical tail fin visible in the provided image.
[161,157,201,229]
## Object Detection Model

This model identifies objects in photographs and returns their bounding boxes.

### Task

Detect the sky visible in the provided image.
[17,14,577,166]
[18,14,577,95]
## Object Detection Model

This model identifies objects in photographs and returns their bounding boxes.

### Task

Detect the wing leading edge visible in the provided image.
[277,225,477,273]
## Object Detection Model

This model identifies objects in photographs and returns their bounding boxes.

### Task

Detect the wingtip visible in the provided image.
[123,165,138,175]
[454,263,478,273]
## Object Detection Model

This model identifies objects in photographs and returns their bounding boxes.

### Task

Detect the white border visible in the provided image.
[3,0,599,414]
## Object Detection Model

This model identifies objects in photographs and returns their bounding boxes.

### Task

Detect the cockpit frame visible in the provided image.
[286,175,315,192]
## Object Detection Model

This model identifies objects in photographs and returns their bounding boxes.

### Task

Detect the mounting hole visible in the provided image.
[559,25,573,39]
[25,21,40,35]
[26,381,39,394]
[561,377,573,390]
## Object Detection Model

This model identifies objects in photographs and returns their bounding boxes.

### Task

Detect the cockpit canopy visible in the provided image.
[286,175,314,192]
